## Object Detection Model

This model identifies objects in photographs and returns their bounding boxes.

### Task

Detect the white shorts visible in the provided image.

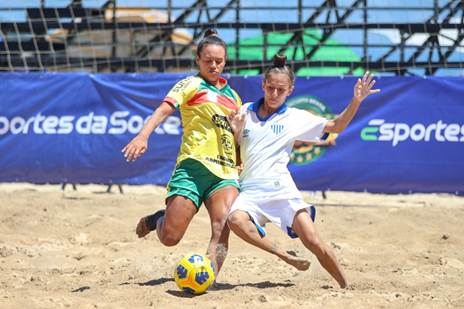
[230,193,316,239]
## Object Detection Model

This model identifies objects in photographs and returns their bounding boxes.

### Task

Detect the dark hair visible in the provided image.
[264,54,295,85]
[196,29,227,57]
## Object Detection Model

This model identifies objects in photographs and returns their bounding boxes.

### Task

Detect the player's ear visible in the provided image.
[287,85,294,96]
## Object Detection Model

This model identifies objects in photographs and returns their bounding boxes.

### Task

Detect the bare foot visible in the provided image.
[283,251,310,271]
[136,210,165,238]
[135,217,151,238]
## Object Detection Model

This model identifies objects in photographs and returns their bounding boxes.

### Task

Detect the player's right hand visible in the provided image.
[122,135,148,162]
[227,111,246,134]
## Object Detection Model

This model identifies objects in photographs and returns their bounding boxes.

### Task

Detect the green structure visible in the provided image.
[227,29,365,76]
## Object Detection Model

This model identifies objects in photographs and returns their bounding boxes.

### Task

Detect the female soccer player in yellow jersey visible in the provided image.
[122,29,242,275]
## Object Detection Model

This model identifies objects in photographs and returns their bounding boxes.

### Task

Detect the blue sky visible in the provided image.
[0,0,453,22]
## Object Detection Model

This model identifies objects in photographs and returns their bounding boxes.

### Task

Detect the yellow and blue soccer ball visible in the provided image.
[174,253,216,294]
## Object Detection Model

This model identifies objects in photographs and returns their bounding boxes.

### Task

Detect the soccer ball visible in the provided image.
[174,253,216,294]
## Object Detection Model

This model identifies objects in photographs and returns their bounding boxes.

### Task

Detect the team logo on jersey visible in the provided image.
[211,114,232,132]
[242,129,250,138]
[271,124,284,135]
[287,95,337,165]
[171,76,193,94]
[220,133,234,156]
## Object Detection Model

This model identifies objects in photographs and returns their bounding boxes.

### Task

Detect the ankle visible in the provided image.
[146,210,165,231]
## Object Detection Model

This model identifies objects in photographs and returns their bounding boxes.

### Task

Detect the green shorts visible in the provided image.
[166,158,239,209]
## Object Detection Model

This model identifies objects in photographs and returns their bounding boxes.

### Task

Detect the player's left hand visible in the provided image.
[353,71,380,103]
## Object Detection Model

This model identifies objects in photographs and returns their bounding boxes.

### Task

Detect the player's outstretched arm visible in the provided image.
[122,102,175,162]
[324,71,380,134]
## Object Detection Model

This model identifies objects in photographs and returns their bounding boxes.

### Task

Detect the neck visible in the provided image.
[214,80,223,89]
[258,101,277,118]
[200,74,223,89]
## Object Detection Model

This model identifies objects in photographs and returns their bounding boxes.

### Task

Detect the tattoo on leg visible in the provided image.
[216,243,228,267]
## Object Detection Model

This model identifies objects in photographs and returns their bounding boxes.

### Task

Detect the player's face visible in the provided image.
[262,73,294,110]
[196,44,226,86]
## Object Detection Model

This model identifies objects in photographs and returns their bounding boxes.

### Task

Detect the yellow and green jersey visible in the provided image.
[163,75,242,179]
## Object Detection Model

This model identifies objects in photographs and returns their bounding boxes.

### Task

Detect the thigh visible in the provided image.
[204,185,238,223]
[204,178,239,202]
[230,193,266,226]
[166,160,203,209]
[229,208,268,238]
[163,195,197,233]
[291,208,320,242]
[259,198,310,238]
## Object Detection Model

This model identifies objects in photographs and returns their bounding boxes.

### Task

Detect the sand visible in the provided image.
[0,183,463,309]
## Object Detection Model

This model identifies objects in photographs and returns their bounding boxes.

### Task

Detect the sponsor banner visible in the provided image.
[0,73,187,184]
[1,73,463,193]
[229,75,464,194]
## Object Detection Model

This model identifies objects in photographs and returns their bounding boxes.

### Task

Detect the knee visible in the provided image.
[303,236,325,255]
[160,236,181,247]
[210,212,230,236]
[210,219,227,237]
[227,212,242,230]
[159,226,183,247]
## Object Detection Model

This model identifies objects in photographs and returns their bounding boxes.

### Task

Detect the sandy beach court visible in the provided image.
[1,183,463,308]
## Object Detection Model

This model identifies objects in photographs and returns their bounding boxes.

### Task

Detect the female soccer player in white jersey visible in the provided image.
[227,54,380,288]
[122,29,242,275]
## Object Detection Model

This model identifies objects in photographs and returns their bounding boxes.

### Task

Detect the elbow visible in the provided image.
[332,125,345,134]
[325,121,345,134]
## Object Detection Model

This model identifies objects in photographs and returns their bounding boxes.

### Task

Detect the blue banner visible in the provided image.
[0,73,185,185]
[1,73,463,194]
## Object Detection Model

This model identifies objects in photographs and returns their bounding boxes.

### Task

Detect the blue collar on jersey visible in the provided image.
[248,98,288,122]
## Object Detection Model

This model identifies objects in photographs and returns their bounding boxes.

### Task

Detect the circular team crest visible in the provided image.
[287,95,338,165]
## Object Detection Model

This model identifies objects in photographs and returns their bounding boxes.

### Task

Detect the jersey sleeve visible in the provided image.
[292,109,328,142]
[162,76,196,109]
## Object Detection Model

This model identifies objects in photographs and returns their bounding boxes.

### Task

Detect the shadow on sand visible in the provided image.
[128,277,294,297]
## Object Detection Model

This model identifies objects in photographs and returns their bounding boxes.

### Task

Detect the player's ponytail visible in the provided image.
[272,54,287,68]
[204,28,218,38]
[264,54,295,85]
[197,28,226,57]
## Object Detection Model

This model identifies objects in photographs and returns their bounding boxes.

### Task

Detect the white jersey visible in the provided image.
[238,99,328,200]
